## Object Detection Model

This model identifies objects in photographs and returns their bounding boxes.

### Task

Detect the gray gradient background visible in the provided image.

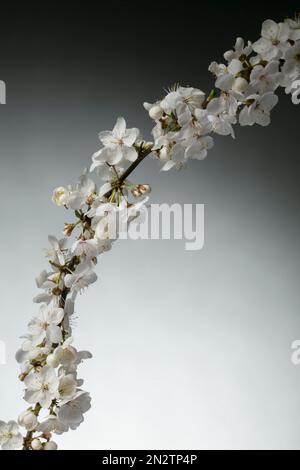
[0,2,300,449]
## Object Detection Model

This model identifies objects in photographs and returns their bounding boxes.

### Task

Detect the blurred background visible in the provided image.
[0,1,300,449]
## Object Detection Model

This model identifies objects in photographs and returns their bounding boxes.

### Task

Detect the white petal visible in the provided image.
[228,59,243,75]
[24,389,42,404]
[250,65,263,81]
[278,22,290,42]
[160,160,176,171]
[98,130,114,146]
[107,146,123,165]
[47,324,62,343]
[122,127,139,146]
[261,19,278,39]
[24,372,41,391]
[215,74,234,91]
[239,106,253,126]
[35,270,48,288]
[99,182,112,197]
[123,146,138,162]
[252,37,271,54]
[112,117,126,139]
[206,97,224,115]
[255,109,270,126]
[48,235,59,251]
[48,307,64,325]
[259,92,278,112]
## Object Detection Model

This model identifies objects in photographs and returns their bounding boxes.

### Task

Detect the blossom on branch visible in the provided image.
[3,14,300,451]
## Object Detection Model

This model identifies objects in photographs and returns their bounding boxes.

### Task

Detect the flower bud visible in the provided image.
[86,195,94,206]
[159,146,169,160]
[143,141,154,150]
[232,77,248,93]
[138,184,151,195]
[44,441,58,450]
[18,410,38,431]
[46,353,60,368]
[64,223,75,237]
[149,105,164,120]
[131,188,141,198]
[31,438,42,450]
[52,287,62,296]
[52,187,69,206]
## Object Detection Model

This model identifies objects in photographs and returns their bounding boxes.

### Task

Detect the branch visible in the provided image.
[104,146,153,199]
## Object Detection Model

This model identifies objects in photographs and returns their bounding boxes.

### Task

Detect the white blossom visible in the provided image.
[16,336,51,366]
[24,367,59,408]
[0,421,23,450]
[64,262,97,295]
[178,108,214,159]
[239,92,278,126]
[47,235,67,266]
[144,101,164,120]
[249,61,281,93]
[283,43,300,77]
[252,19,290,60]
[58,392,91,430]
[37,415,67,434]
[285,16,300,41]
[52,187,70,206]
[91,146,123,171]
[160,86,205,114]
[97,117,139,163]
[60,349,92,375]
[71,238,99,260]
[206,96,237,137]
[46,337,77,368]
[214,59,244,91]
[208,61,227,77]
[28,305,64,345]
[224,37,252,62]
[53,176,96,210]
[58,374,77,402]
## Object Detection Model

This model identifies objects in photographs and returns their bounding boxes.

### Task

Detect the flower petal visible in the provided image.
[112,117,126,139]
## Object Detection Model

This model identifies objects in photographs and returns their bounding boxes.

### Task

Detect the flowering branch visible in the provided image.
[1,14,299,450]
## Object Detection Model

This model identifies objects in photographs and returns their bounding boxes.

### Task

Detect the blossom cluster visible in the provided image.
[1,15,299,450]
[0,163,148,450]
[143,17,300,171]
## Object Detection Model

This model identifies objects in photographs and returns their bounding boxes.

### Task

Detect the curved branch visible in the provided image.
[1,13,299,451]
